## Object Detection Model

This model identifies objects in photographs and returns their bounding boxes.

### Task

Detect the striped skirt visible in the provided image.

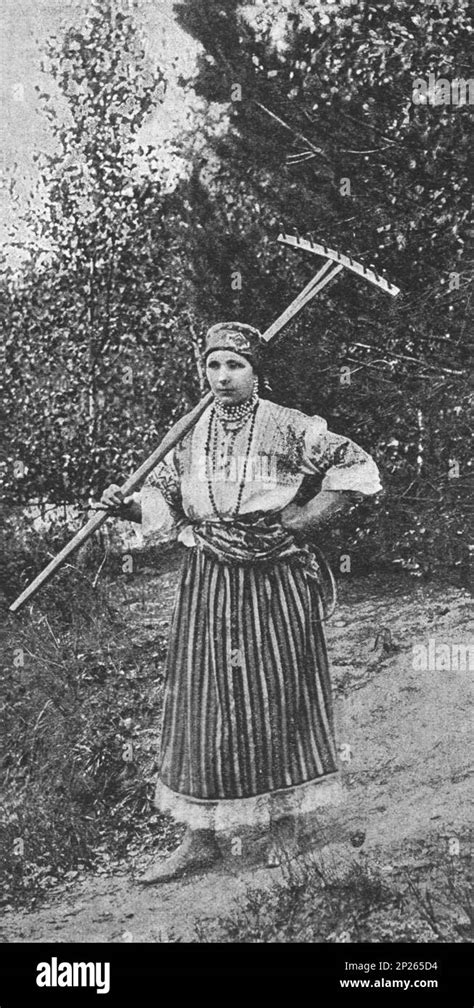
[155,538,340,827]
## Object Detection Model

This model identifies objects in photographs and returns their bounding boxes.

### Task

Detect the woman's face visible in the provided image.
[206,350,255,405]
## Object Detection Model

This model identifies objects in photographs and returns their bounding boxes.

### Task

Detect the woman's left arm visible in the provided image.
[281,489,355,535]
[280,414,381,536]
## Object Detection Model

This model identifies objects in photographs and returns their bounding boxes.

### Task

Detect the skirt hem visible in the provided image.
[154,772,343,832]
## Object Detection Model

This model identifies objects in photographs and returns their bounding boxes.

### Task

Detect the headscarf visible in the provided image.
[204,322,263,368]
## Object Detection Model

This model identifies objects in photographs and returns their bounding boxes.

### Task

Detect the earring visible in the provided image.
[253,376,259,395]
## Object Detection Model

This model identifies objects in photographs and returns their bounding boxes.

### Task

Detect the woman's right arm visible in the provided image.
[100,484,142,523]
[101,449,185,537]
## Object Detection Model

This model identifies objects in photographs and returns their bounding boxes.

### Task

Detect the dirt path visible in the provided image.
[3,572,472,943]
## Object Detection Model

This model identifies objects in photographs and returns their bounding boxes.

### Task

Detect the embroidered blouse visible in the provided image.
[138,398,382,546]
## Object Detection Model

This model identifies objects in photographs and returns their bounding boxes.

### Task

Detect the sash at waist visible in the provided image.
[190,512,337,620]
[192,513,301,564]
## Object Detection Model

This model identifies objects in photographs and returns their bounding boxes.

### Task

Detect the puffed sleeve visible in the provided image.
[300,415,382,495]
[139,447,188,543]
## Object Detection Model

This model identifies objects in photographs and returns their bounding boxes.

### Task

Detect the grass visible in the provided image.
[1,516,182,907]
[196,847,473,943]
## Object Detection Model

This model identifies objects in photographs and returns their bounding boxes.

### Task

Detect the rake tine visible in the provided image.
[278,233,400,296]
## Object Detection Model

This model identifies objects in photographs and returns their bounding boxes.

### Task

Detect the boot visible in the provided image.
[138,828,221,885]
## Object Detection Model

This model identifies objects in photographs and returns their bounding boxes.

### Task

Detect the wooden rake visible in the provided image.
[262,233,399,342]
[9,234,399,612]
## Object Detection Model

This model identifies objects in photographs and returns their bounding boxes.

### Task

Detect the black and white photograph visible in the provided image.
[1,0,472,987]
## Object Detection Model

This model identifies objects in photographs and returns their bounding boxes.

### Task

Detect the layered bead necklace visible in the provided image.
[205,385,259,518]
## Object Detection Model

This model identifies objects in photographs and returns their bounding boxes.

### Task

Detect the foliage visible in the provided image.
[1,0,199,506]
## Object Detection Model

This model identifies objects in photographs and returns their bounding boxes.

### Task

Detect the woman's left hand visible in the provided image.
[280,502,311,535]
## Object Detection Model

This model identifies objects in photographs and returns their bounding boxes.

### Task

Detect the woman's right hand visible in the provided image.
[100,483,135,514]
[99,484,142,523]
[100,483,124,512]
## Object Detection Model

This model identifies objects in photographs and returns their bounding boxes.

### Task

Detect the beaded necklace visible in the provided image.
[205,397,259,517]
[213,388,259,429]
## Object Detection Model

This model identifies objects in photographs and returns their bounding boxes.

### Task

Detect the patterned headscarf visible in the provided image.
[204,322,263,368]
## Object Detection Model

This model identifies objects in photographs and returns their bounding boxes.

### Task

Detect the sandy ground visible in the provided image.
[2,572,472,943]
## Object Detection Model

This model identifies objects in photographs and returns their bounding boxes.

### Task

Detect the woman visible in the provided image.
[101,322,382,883]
